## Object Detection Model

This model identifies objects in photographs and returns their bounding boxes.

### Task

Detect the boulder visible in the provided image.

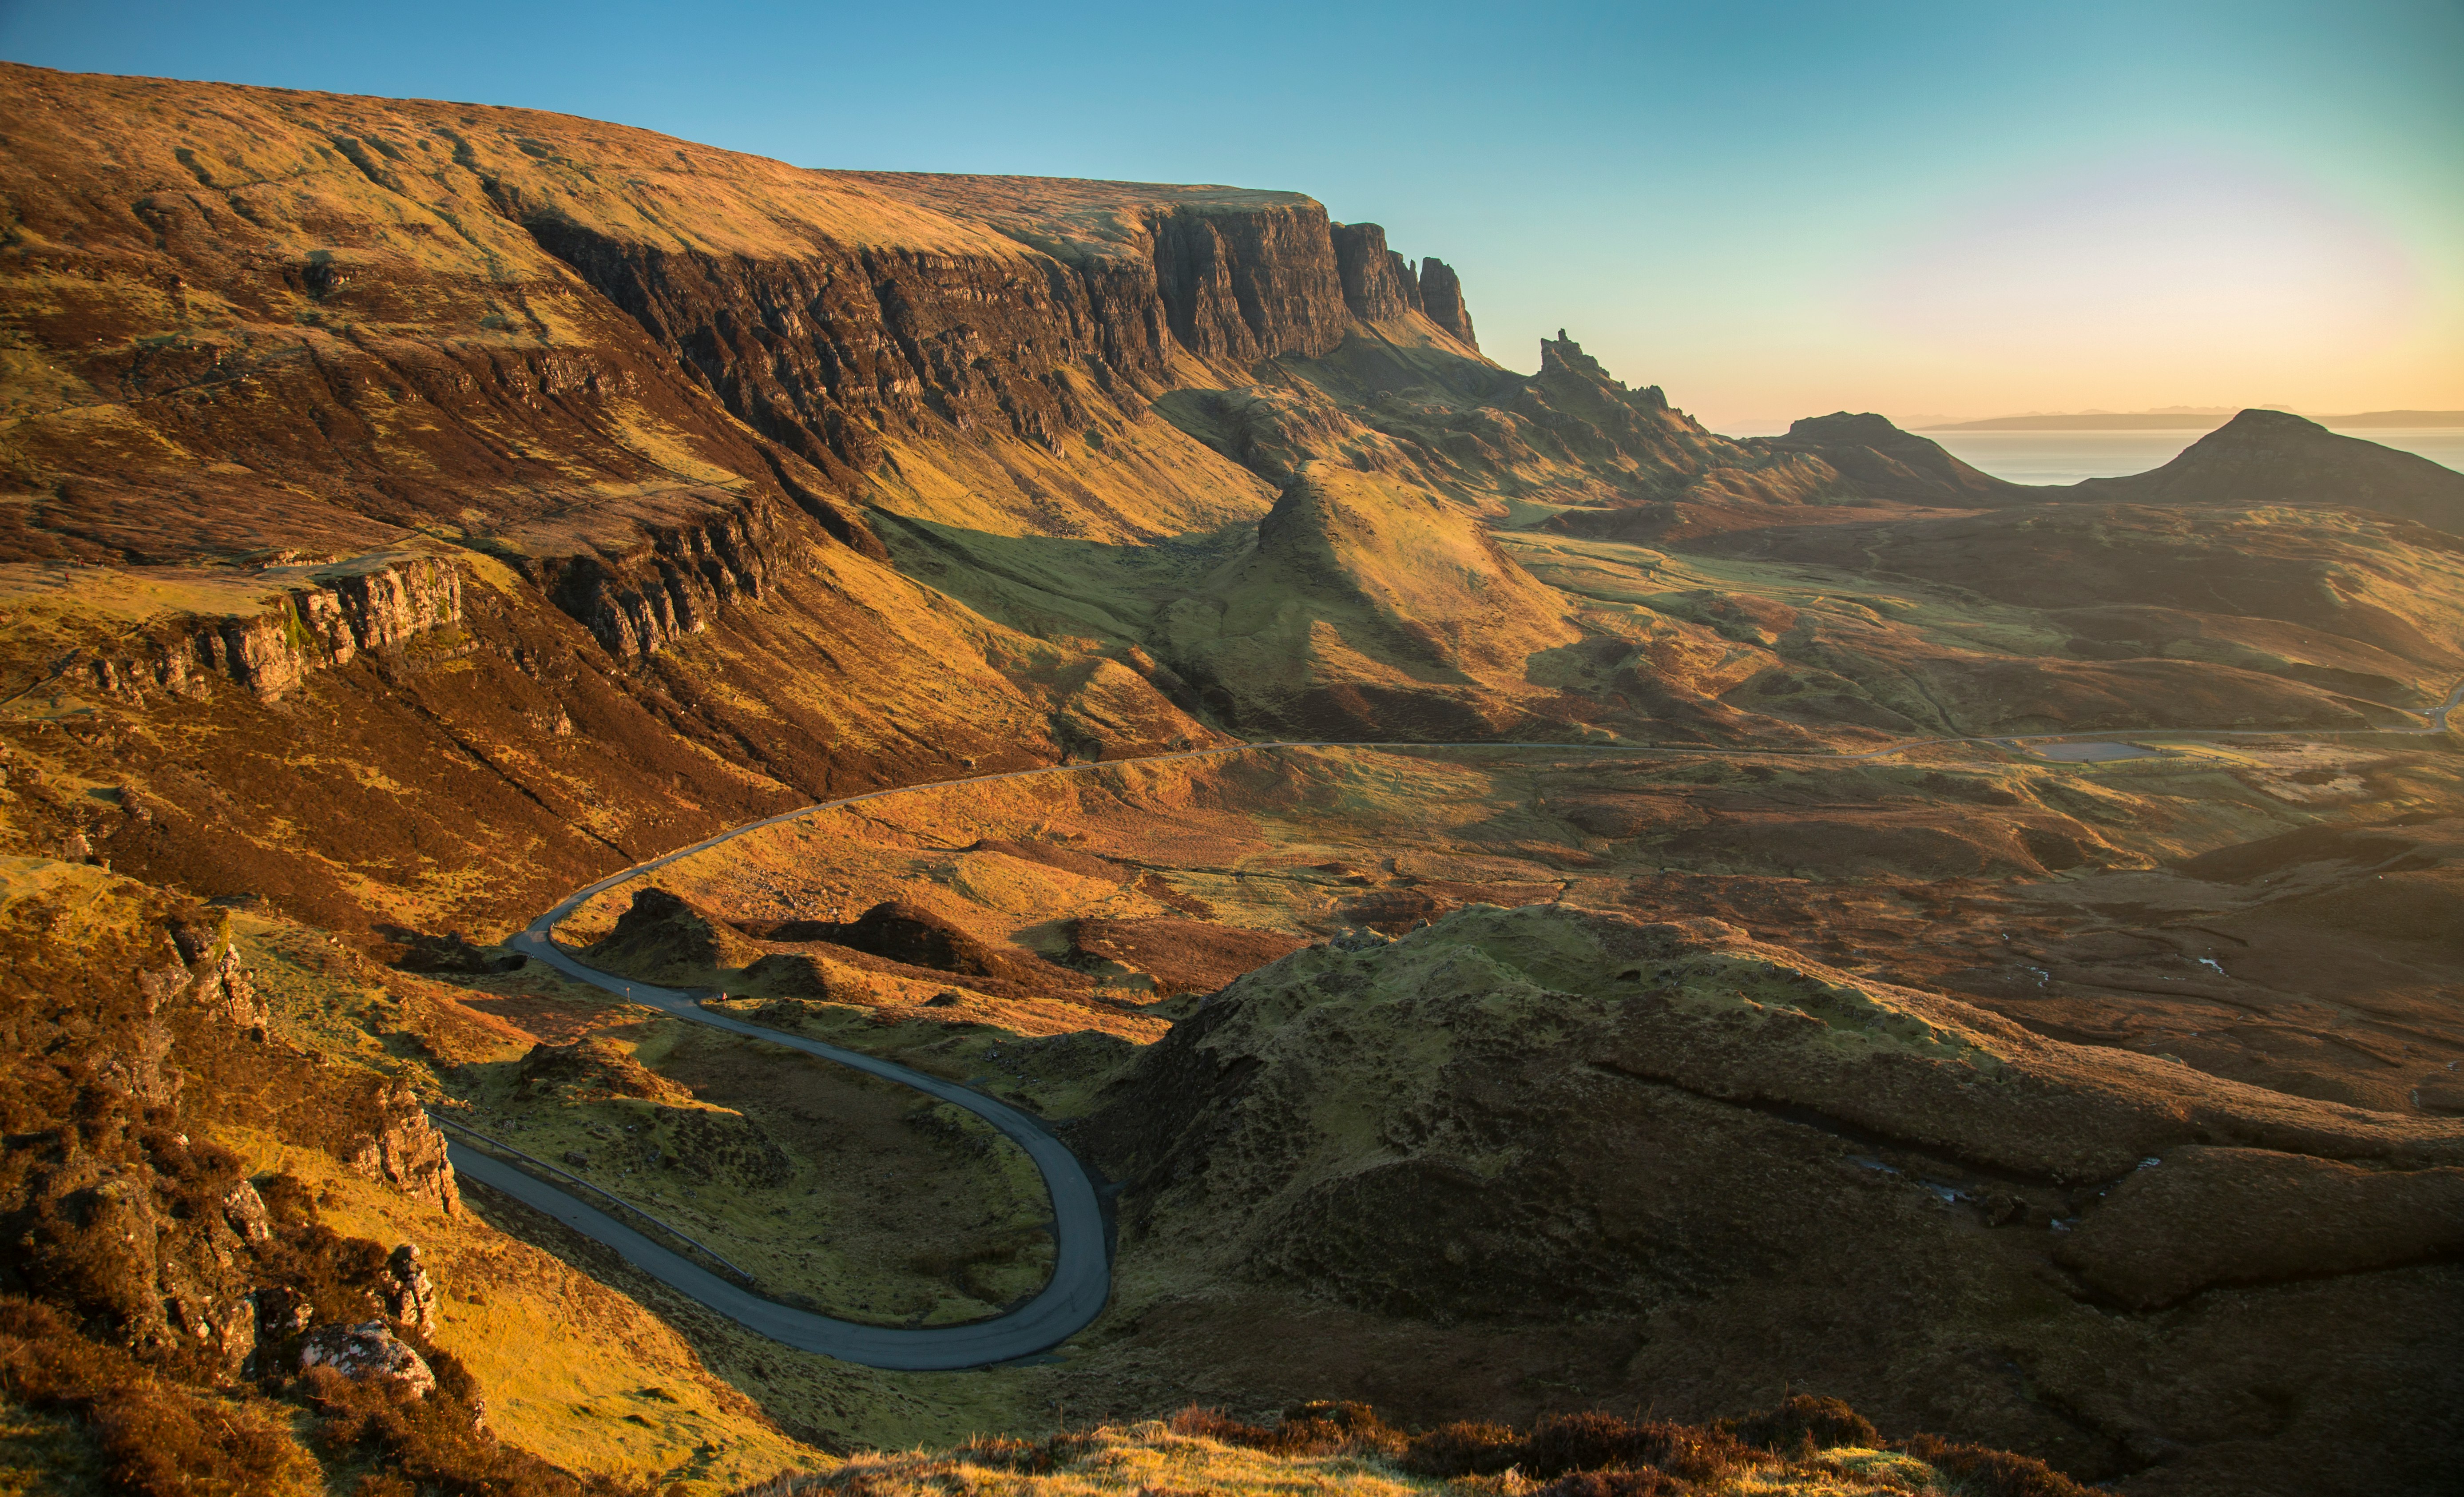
[298,1320,434,1398]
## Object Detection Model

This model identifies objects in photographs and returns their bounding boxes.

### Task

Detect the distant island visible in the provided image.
[1921,408,2464,432]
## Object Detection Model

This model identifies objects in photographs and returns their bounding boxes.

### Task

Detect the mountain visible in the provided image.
[2072,409,2464,532]
[1758,410,2019,500]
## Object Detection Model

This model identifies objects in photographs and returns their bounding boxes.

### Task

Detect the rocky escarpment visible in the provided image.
[1144,200,1354,365]
[519,492,784,659]
[1214,330,2018,535]
[1330,222,1424,323]
[1325,223,1478,349]
[1082,904,2464,1497]
[72,550,464,703]
[516,163,1483,496]
[519,218,1123,479]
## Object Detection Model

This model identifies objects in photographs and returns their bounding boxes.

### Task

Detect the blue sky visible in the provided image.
[5,0,2456,429]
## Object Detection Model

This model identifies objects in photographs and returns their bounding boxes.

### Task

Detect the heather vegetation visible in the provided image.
[0,57,2460,1497]
[743,1400,2089,1497]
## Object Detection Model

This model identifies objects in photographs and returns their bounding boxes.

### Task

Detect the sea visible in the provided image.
[1923,428,2464,487]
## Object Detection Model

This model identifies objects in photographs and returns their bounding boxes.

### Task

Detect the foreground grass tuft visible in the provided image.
[736,1398,2090,1497]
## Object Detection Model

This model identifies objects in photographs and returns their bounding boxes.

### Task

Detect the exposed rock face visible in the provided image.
[83,552,466,703]
[1083,904,2464,1496]
[1148,203,1354,366]
[1418,258,1478,348]
[221,1179,273,1243]
[527,496,782,659]
[187,943,268,1031]
[385,1243,439,1335]
[1330,222,1424,322]
[527,174,1448,485]
[347,1084,460,1216]
[2075,409,2464,533]
[0,865,452,1373]
[524,219,1116,476]
[299,1320,435,1397]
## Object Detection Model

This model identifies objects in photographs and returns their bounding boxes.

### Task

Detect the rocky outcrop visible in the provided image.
[82,552,465,703]
[385,1243,439,1335]
[299,1320,436,1397]
[1418,258,1477,348]
[1331,222,1424,322]
[186,944,268,1032]
[524,496,785,659]
[347,1083,460,1216]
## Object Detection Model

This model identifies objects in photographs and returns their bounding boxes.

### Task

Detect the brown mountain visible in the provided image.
[2073,409,2464,532]
[8,63,2463,934]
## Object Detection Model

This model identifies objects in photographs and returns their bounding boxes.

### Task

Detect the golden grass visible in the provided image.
[226,1124,822,1494]
[778,1422,1969,1497]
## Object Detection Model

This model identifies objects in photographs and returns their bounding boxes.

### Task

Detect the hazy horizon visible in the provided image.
[6,0,2456,430]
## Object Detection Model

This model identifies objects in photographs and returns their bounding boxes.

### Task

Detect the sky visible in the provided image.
[4,0,2457,432]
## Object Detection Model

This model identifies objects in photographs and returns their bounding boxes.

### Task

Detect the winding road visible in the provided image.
[451,679,2461,1369]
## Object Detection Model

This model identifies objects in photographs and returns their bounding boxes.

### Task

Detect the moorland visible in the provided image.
[2,60,2461,1497]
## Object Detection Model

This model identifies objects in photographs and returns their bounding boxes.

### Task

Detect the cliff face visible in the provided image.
[76,552,465,703]
[522,222,1117,478]
[1330,222,1424,323]
[521,494,784,659]
[0,63,1487,563]
[1418,258,1478,349]
[1149,202,1354,364]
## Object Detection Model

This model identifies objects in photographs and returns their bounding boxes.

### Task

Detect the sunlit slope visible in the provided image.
[1155,467,1583,737]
